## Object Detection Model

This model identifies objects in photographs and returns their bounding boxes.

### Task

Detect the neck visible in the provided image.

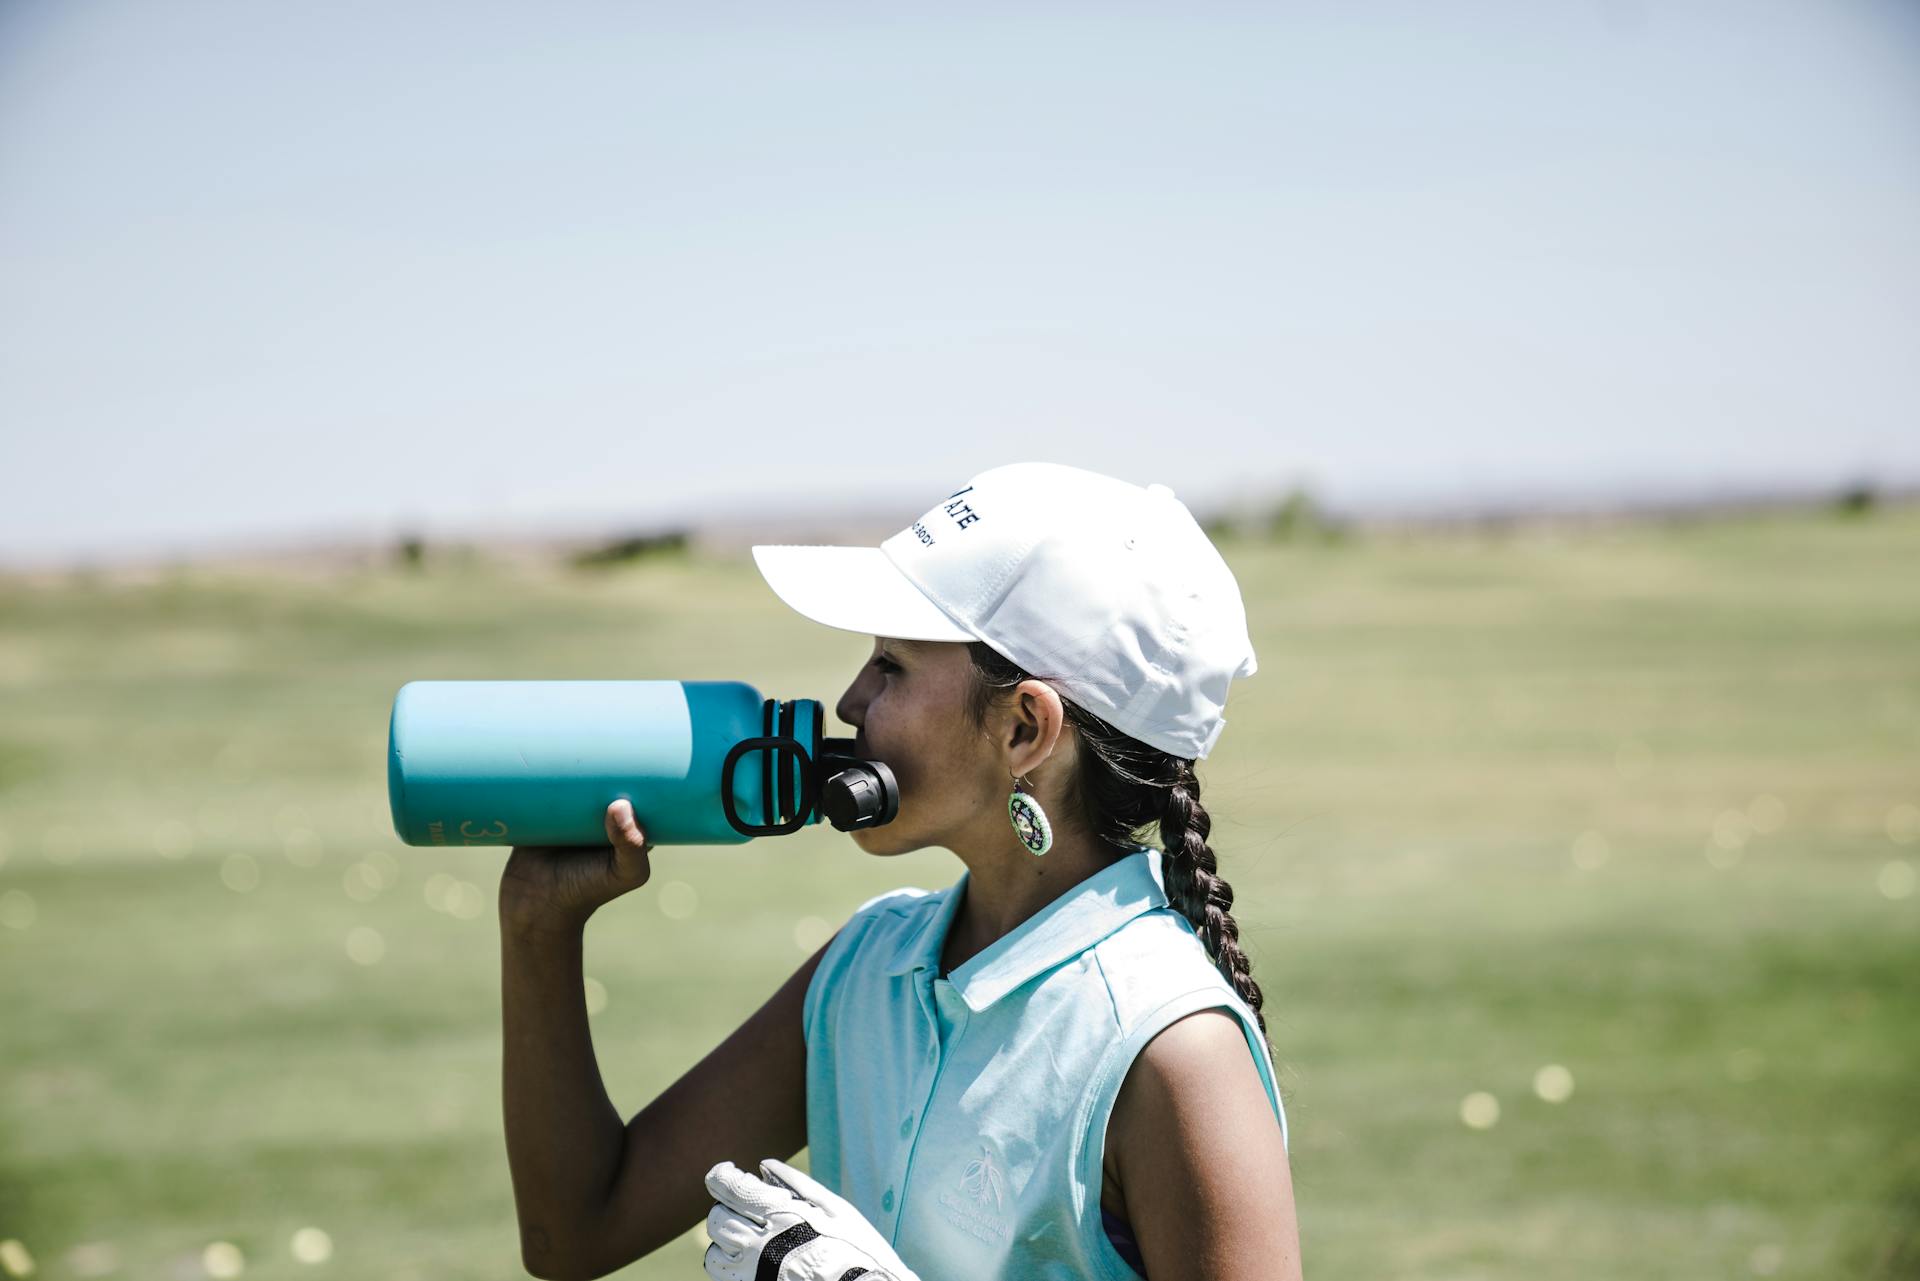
[939,822,1130,974]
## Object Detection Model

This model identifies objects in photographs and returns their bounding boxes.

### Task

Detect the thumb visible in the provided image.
[605,799,654,886]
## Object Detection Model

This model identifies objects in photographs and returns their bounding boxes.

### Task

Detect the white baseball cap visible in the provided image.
[751,461,1259,760]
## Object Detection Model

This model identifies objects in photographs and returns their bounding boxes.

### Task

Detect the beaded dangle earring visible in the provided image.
[1007,770,1053,857]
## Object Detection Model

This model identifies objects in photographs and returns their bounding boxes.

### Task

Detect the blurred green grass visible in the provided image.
[1,506,1917,1280]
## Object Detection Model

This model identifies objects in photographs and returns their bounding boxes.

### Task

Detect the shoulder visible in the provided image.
[822,884,940,955]
[1105,1009,1300,1278]
[802,884,942,1026]
[850,884,937,920]
[1115,1007,1266,1115]
[819,884,940,974]
[1083,905,1290,1145]
[837,884,939,950]
[1089,906,1248,1026]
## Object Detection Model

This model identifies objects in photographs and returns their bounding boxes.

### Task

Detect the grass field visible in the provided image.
[2,505,1917,1280]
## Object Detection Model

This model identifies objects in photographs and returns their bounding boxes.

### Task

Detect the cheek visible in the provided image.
[866,702,944,812]
[876,725,935,806]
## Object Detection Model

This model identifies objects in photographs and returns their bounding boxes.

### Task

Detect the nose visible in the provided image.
[835,668,873,734]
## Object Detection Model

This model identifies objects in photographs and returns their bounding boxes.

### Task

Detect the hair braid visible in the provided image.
[1157,762,1266,1036]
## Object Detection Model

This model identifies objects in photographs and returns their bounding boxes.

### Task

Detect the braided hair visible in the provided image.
[960,641,1268,1039]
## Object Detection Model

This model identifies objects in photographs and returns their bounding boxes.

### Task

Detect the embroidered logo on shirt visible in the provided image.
[938,1144,1009,1245]
[961,1147,1005,1211]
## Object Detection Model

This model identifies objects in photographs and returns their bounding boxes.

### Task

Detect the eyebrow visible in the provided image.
[884,639,934,656]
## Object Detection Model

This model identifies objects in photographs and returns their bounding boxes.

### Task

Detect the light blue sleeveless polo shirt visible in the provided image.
[802,846,1289,1280]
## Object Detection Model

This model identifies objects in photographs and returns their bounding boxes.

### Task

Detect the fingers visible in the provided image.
[705,1202,758,1256]
[759,1158,844,1213]
[704,1159,796,1224]
[704,1161,751,1216]
[702,1239,748,1281]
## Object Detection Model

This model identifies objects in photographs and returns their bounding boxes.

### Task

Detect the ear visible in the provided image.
[1003,678,1067,778]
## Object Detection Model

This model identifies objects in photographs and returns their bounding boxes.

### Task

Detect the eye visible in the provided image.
[870,654,901,675]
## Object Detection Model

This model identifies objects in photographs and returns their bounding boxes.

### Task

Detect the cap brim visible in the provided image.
[751,544,974,642]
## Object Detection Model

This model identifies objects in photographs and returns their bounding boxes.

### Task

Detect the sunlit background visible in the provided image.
[1,2,1917,1279]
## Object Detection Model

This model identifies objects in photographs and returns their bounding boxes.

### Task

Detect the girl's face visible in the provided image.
[833,637,1004,856]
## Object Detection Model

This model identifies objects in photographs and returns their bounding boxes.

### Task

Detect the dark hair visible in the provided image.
[960,641,1268,1039]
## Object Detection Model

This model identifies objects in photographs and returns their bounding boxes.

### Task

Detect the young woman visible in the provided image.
[499,462,1302,1280]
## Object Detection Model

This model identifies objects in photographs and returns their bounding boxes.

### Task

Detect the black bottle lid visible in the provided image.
[818,759,901,831]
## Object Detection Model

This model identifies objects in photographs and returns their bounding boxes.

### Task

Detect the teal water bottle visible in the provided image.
[386,679,899,847]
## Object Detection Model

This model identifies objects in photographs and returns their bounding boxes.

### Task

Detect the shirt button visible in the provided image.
[882,1188,895,1212]
[899,1115,913,1138]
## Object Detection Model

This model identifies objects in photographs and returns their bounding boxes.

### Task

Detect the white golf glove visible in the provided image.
[703,1157,923,1281]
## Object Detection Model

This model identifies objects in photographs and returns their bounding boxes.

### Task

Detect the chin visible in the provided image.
[851,826,920,857]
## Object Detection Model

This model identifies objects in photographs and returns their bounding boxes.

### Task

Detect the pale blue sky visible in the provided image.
[2,0,1916,567]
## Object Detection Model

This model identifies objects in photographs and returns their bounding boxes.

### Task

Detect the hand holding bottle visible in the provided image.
[498,799,653,939]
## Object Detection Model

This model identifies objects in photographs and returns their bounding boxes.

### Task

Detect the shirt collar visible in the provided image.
[882,846,1168,1013]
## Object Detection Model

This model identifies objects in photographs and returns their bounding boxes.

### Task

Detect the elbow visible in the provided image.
[519,1227,609,1281]
[519,1236,565,1281]
[522,1262,588,1281]
[522,1251,596,1281]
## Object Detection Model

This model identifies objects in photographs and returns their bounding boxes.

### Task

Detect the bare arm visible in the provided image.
[499,800,824,1280]
[1105,1009,1303,1281]
[583,936,823,1273]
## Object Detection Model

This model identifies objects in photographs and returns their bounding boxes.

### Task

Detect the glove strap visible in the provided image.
[754,1223,889,1281]
[757,1224,819,1281]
